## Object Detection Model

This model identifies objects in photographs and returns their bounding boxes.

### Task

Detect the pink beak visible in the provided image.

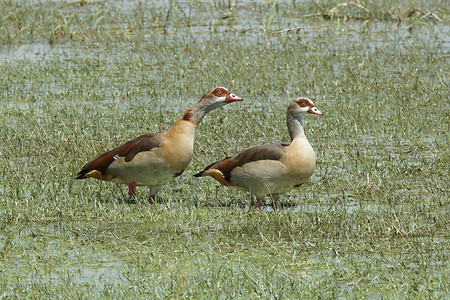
[226,93,243,102]
[308,106,323,115]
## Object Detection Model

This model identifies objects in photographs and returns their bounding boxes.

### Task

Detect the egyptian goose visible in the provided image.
[76,87,243,202]
[194,97,322,209]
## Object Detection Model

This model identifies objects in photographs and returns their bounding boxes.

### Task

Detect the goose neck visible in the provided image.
[287,112,305,141]
[183,101,223,125]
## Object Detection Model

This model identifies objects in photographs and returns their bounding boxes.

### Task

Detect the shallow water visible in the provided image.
[0,224,129,292]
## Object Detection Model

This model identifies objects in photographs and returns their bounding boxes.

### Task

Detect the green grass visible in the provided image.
[0,0,449,298]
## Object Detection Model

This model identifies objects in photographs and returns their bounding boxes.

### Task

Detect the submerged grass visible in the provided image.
[0,0,449,298]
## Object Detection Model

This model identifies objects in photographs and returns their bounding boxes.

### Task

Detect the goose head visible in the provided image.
[289,97,323,116]
[199,87,243,109]
[183,87,243,124]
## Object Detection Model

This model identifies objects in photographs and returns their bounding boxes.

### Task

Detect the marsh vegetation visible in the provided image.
[0,0,448,298]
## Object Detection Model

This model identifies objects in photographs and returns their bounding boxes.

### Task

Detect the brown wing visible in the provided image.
[194,144,286,184]
[76,133,163,179]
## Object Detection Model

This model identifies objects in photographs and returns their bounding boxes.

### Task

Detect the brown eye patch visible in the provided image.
[296,98,314,107]
[212,87,227,97]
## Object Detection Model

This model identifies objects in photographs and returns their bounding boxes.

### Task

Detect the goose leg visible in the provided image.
[148,186,162,204]
[271,194,280,210]
[128,182,136,197]
[255,197,263,210]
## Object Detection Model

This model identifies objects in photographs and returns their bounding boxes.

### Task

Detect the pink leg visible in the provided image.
[270,195,280,211]
[128,182,136,197]
[271,200,278,211]
[255,200,261,210]
[148,186,161,204]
